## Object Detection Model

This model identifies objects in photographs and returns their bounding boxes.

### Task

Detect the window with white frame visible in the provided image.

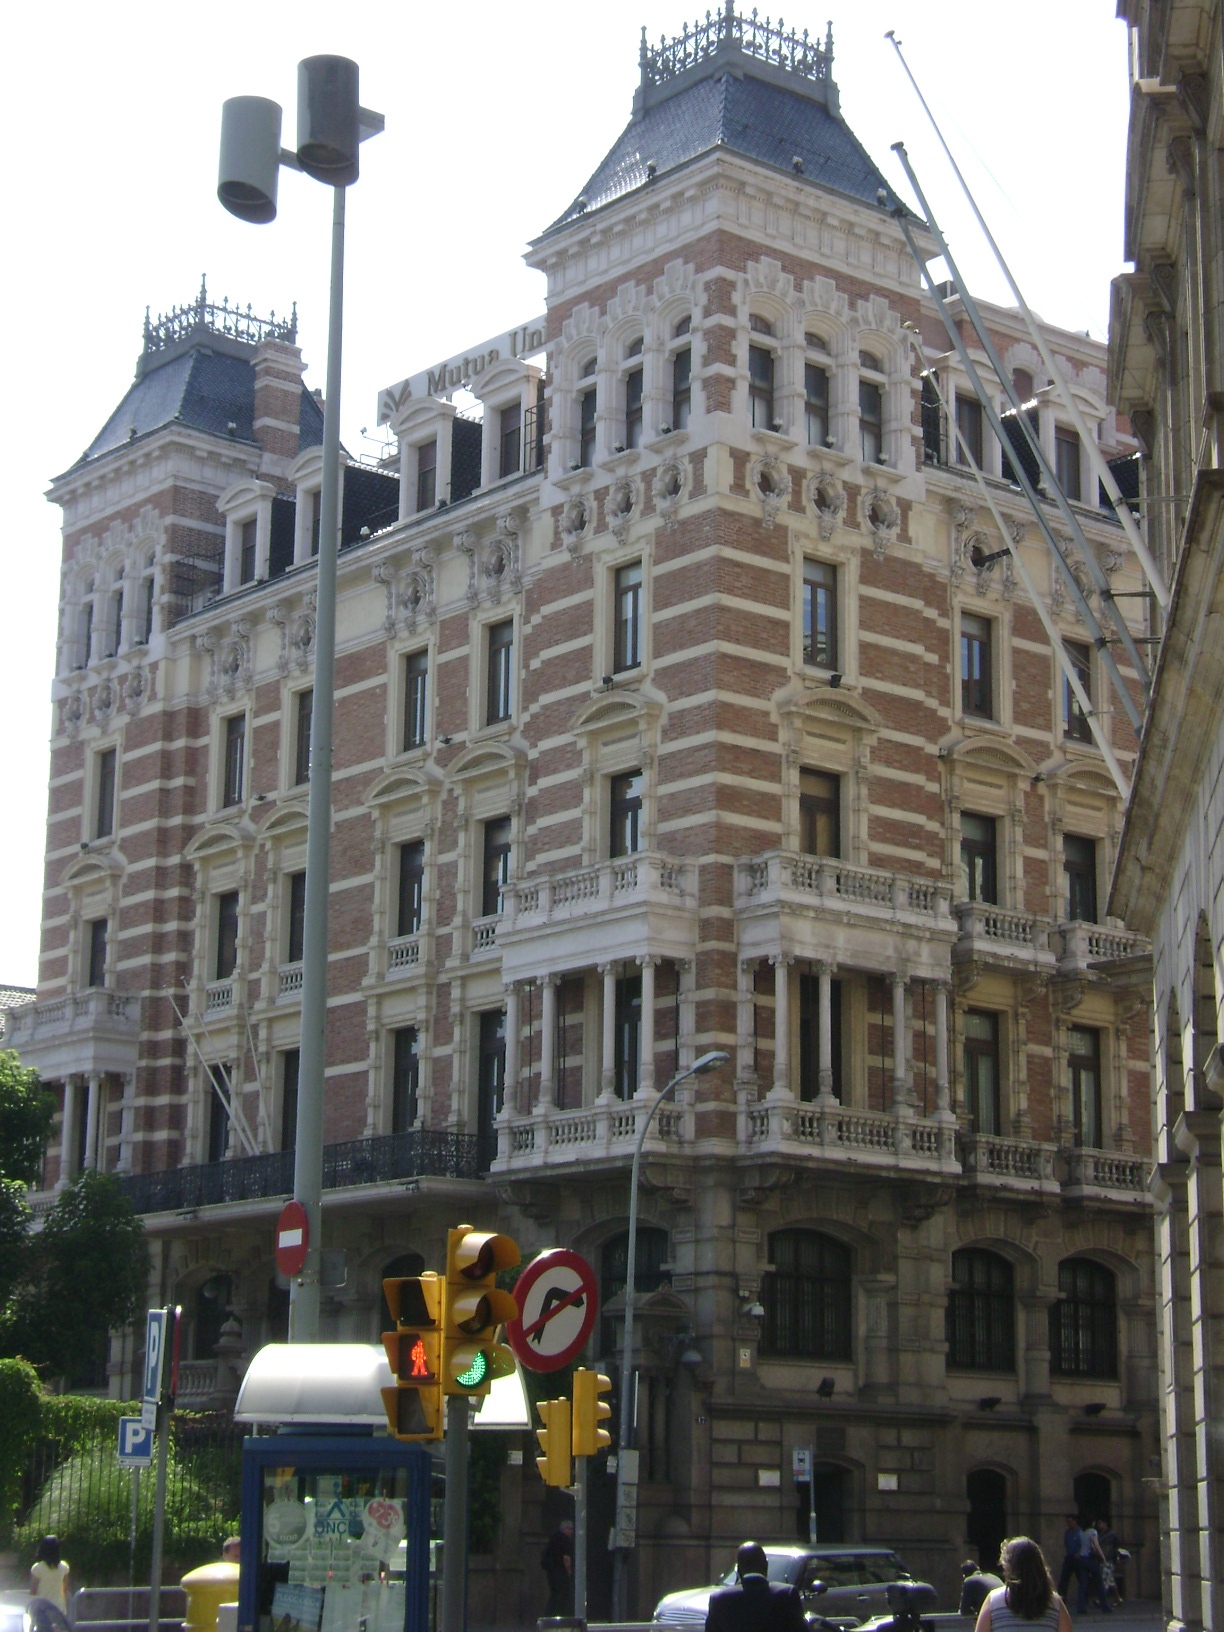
[670,316,692,430]
[613,561,643,673]
[749,316,776,430]
[485,619,514,725]
[578,356,597,467]
[622,336,644,450]
[805,333,831,446]
[858,350,885,464]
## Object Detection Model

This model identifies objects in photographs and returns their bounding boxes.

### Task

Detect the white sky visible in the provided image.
[0,1,1132,987]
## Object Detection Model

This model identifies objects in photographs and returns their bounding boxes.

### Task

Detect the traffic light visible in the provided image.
[536,1396,572,1486]
[572,1367,613,1457]
[442,1224,520,1397]
[381,1272,444,1441]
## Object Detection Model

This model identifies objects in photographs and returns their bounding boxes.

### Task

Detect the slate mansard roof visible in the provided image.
[544,9,898,234]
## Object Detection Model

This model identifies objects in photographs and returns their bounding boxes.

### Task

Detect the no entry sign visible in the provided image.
[507,1248,598,1373]
[275,1200,309,1278]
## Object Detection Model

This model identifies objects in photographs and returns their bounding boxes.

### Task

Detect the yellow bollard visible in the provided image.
[180,1561,241,1632]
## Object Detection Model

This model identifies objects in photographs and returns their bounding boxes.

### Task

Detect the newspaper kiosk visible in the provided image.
[234,1346,432,1632]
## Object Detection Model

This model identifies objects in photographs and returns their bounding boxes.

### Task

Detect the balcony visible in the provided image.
[278,962,303,999]
[953,902,1055,972]
[500,853,696,981]
[117,1128,483,1215]
[735,852,956,979]
[1054,921,1149,974]
[387,934,422,973]
[491,1095,689,1175]
[1061,1146,1151,1202]
[4,988,139,1079]
[744,1099,960,1175]
[960,1133,1059,1196]
[205,979,234,1013]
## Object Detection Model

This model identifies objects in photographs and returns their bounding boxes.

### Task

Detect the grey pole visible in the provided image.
[288,182,345,1344]
[441,1398,470,1632]
[146,1404,171,1632]
[611,1050,729,1620]
[574,1458,588,1624]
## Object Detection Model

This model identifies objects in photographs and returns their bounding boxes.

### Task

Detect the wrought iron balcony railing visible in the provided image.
[117,1128,483,1215]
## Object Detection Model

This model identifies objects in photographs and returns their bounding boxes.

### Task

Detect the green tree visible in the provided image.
[2,1171,149,1386]
[0,1050,54,1185]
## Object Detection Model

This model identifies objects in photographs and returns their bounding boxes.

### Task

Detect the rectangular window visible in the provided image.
[624,368,644,449]
[1064,834,1098,923]
[921,374,943,464]
[613,562,643,672]
[1055,429,1082,501]
[206,1064,231,1164]
[416,440,437,511]
[239,518,257,585]
[482,817,512,917]
[749,345,775,430]
[391,1027,419,1134]
[286,872,306,965]
[805,363,829,446]
[280,1049,299,1152]
[403,649,429,750]
[960,813,998,904]
[486,619,514,724]
[964,1010,1001,1135]
[95,748,117,839]
[222,715,246,807]
[798,973,842,1103]
[1068,1026,1102,1148]
[308,491,321,557]
[476,1009,506,1169]
[671,348,691,430]
[579,388,597,468]
[955,395,984,468]
[397,840,425,937]
[610,770,644,858]
[294,689,313,786]
[498,402,522,479]
[614,974,642,1100]
[216,891,240,981]
[802,559,838,670]
[960,613,993,719]
[108,588,123,657]
[142,576,156,643]
[799,770,840,858]
[86,918,108,989]
[1064,640,1092,743]
[859,379,883,464]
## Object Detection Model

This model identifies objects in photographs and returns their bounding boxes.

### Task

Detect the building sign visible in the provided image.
[378,317,547,420]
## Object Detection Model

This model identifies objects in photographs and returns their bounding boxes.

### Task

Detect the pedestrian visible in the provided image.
[222,1537,241,1565]
[973,1536,1072,1632]
[29,1536,72,1632]
[1055,1518,1083,1603]
[961,1560,1005,1617]
[541,1519,574,1617]
[1094,1523,1120,1606]
[1076,1521,1111,1615]
[705,1541,806,1632]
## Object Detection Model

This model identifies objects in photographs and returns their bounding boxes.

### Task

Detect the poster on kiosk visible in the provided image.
[234,1345,433,1632]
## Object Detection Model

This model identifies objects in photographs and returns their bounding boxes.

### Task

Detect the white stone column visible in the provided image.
[891,973,910,1112]
[817,962,837,1105]
[768,955,794,1101]
[599,962,618,1099]
[503,984,521,1116]
[117,1073,135,1172]
[59,1077,78,1186]
[537,975,558,1111]
[83,1073,102,1170]
[737,959,758,1085]
[638,956,658,1097]
[934,982,954,1120]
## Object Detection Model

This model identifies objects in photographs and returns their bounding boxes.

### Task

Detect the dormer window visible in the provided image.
[417,440,437,510]
[239,518,257,586]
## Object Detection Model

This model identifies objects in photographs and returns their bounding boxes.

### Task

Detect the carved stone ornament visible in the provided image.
[607,478,638,545]
[291,610,315,671]
[372,561,397,635]
[750,455,788,529]
[266,605,290,677]
[456,531,480,606]
[655,460,687,528]
[863,487,900,558]
[198,619,252,702]
[560,497,590,558]
[62,691,85,741]
[93,680,115,723]
[809,470,845,540]
[482,514,522,601]
[400,559,436,629]
[123,666,148,716]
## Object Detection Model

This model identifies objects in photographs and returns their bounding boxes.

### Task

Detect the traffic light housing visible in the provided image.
[536,1396,572,1486]
[572,1367,613,1457]
[442,1224,520,1397]
[381,1272,444,1441]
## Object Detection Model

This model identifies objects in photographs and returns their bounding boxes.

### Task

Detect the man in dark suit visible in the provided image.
[706,1543,807,1632]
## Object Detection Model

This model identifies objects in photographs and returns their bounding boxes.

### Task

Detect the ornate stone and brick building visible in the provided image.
[17,12,1159,1619]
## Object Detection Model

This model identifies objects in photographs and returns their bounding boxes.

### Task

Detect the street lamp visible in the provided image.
[612,1047,730,1618]
[218,59,383,1343]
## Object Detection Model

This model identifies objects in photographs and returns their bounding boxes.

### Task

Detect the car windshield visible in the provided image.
[718,1556,804,1587]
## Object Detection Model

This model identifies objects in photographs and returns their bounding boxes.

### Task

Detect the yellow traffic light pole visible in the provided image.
[533,1369,612,1621]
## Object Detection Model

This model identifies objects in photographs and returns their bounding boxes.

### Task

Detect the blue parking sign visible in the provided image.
[118,1416,154,1467]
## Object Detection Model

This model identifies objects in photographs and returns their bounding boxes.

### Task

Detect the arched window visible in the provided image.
[1050,1258,1117,1378]
[966,1468,1008,1569]
[193,1273,233,1359]
[600,1227,668,1306]
[761,1229,852,1360]
[378,1251,426,1334]
[946,1249,1015,1371]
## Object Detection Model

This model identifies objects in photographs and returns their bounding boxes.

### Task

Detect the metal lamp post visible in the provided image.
[218,59,383,1342]
[612,1047,730,1618]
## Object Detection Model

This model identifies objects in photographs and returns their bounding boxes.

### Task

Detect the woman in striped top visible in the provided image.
[974,1538,1073,1632]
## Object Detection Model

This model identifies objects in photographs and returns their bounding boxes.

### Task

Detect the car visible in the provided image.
[652,1546,938,1630]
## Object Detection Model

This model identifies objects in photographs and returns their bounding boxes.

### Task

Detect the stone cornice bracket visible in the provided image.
[809,469,845,540]
[607,478,638,546]
[560,496,591,559]
[266,603,290,676]
[952,960,982,996]
[372,561,397,635]
[196,628,220,701]
[655,459,687,528]
[864,488,901,559]
[290,607,315,673]
[751,455,787,529]
[456,531,480,607]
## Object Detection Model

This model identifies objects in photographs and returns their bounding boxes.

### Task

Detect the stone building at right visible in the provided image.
[1108,3,1224,1631]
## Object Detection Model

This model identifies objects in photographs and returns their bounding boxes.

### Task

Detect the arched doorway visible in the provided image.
[193,1274,232,1359]
[1075,1471,1112,1528]
[797,1463,847,1543]
[966,1468,1007,1569]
